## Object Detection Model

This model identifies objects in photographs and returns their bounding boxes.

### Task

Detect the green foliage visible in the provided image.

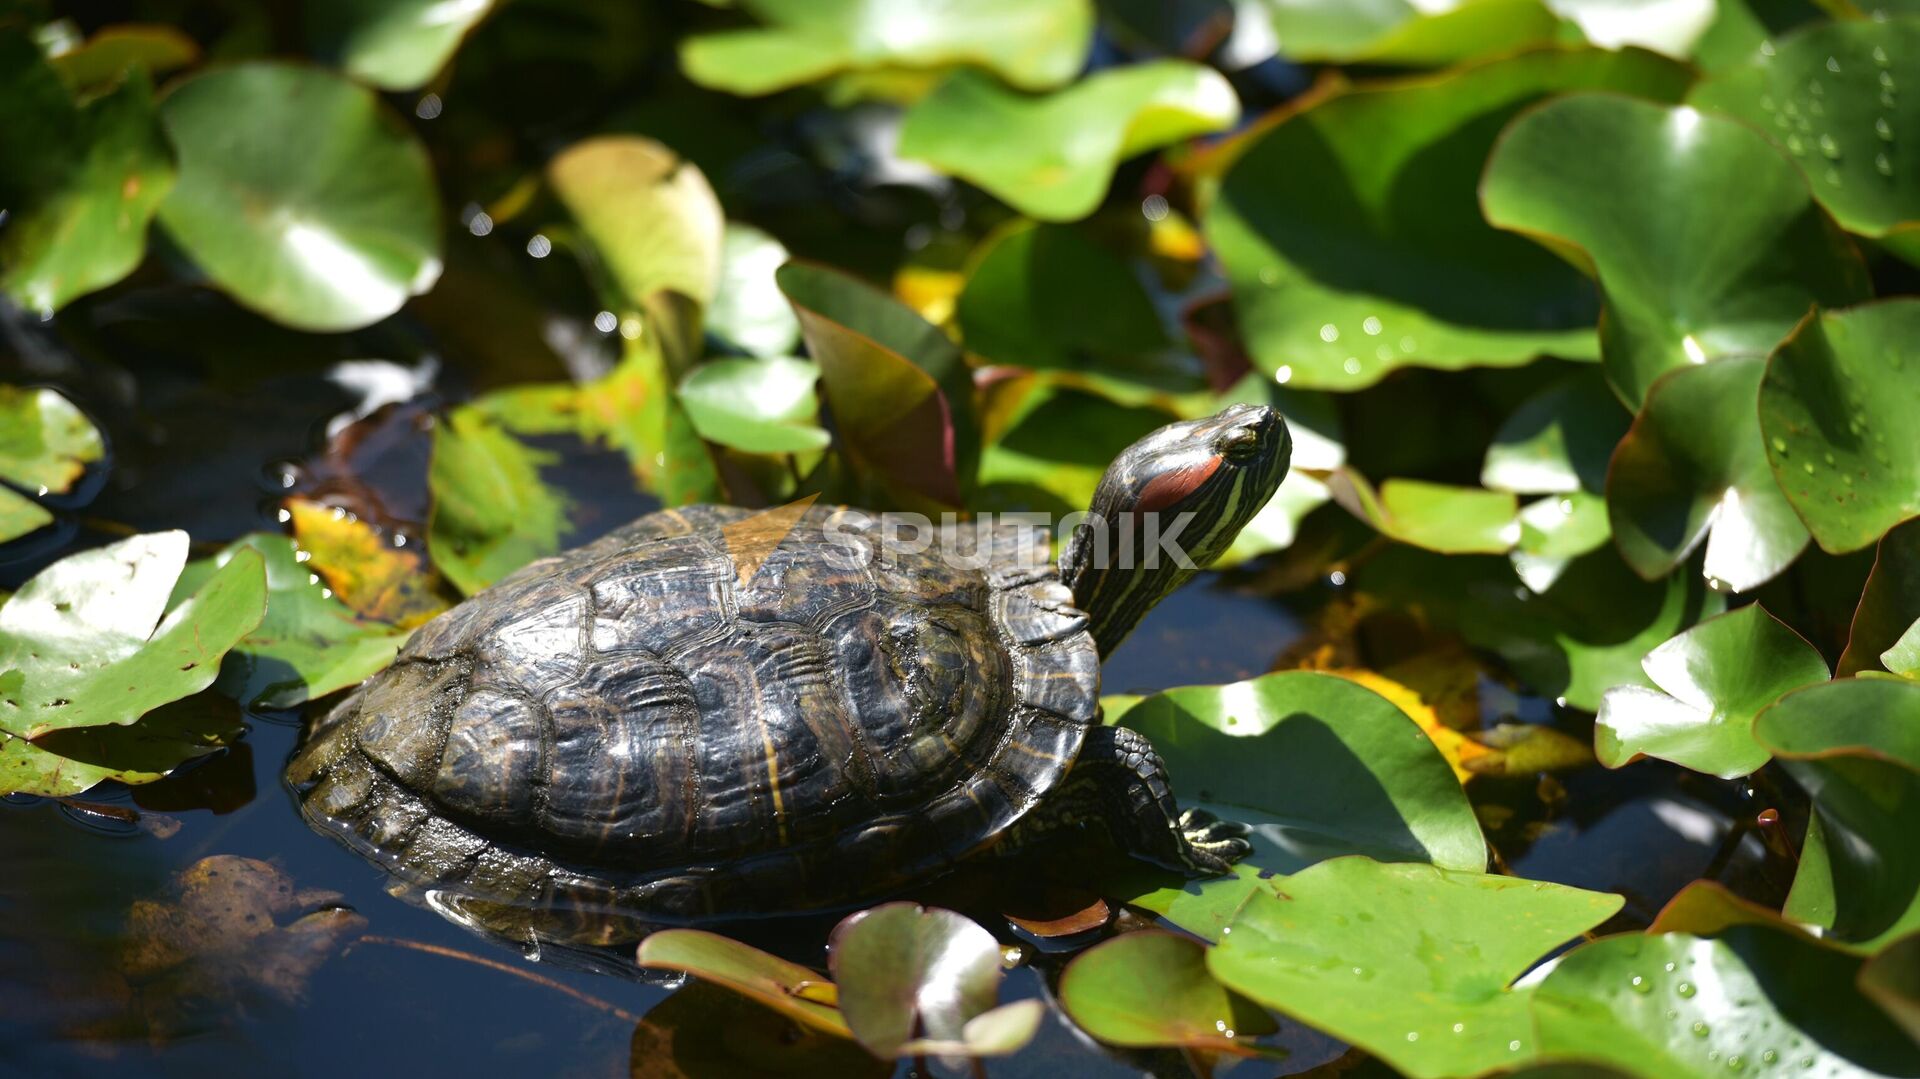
[426,407,569,595]
[307,0,498,91]
[1058,930,1278,1053]
[0,383,103,542]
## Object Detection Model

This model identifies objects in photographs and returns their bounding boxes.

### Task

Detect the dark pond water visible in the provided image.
[0,338,1787,1079]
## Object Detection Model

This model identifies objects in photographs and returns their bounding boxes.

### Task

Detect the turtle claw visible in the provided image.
[1176,808,1253,876]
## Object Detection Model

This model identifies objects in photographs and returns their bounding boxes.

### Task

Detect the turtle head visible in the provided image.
[1060,403,1290,655]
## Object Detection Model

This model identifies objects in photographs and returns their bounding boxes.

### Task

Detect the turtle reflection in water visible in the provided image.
[289,405,1290,958]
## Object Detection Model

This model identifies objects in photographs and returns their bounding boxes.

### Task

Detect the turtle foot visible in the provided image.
[1175,808,1252,876]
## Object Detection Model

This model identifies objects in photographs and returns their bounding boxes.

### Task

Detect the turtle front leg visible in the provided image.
[1009,725,1250,875]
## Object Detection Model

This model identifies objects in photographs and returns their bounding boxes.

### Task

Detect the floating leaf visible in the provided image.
[170,535,408,710]
[0,488,52,544]
[1760,302,1920,555]
[1206,857,1622,1079]
[1607,355,1810,591]
[637,929,852,1038]
[679,0,1094,96]
[1532,928,1920,1077]
[549,136,723,370]
[777,262,977,509]
[629,982,888,1079]
[47,23,198,93]
[1058,930,1278,1054]
[955,220,1177,381]
[1116,671,1484,939]
[1512,491,1612,593]
[897,61,1238,222]
[1690,17,1920,262]
[709,223,801,359]
[0,693,242,799]
[1331,471,1520,555]
[678,357,831,455]
[1756,677,1920,952]
[1594,604,1828,779]
[156,63,442,332]
[285,497,450,629]
[1482,94,1871,406]
[1245,0,1560,65]
[828,903,1043,1059]
[426,408,569,595]
[1210,49,1689,390]
[0,532,266,796]
[0,32,173,316]
[0,384,103,515]
[309,0,498,91]
[1481,370,1628,496]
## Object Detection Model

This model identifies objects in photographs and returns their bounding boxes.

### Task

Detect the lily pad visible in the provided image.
[0,693,243,799]
[0,488,52,544]
[678,357,831,455]
[1246,0,1560,66]
[1532,927,1920,1077]
[976,381,1175,514]
[1209,48,1689,391]
[426,407,569,595]
[1481,370,1629,496]
[709,223,801,359]
[679,0,1094,96]
[1330,471,1520,555]
[1594,604,1828,779]
[0,384,103,496]
[629,982,889,1079]
[1482,94,1871,406]
[1206,857,1623,1079]
[1549,0,1719,57]
[1058,929,1278,1054]
[1859,934,1920,1044]
[285,497,450,629]
[0,32,173,316]
[1690,17,1920,262]
[47,23,198,93]
[1606,355,1810,591]
[1837,518,1920,677]
[897,61,1239,222]
[1115,671,1484,938]
[309,0,498,91]
[1760,302,1920,555]
[637,928,852,1037]
[827,903,1045,1059]
[1513,492,1613,593]
[1756,677,1920,952]
[548,136,724,370]
[0,532,266,796]
[156,63,442,332]
[170,535,408,710]
[777,261,977,509]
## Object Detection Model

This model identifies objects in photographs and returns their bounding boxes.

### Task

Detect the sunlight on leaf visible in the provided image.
[637,928,853,1037]
[426,408,569,595]
[286,497,450,629]
[1331,471,1520,555]
[828,903,1041,1059]
[309,0,498,91]
[678,357,830,455]
[46,23,198,93]
[1058,930,1279,1054]
[1247,0,1560,66]
[709,223,802,359]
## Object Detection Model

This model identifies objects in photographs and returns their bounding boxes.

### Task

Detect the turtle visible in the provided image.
[288,404,1290,948]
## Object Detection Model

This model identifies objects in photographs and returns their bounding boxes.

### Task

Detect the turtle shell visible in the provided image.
[287,503,1098,934]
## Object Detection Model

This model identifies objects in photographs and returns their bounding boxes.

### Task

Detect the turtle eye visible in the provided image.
[1216,424,1261,460]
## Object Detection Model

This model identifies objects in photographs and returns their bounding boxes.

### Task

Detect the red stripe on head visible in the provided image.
[1133,454,1223,516]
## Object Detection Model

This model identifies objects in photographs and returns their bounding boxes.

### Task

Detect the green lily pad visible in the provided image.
[0,692,244,799]
[827,903,1044,1059]
[955,220,1176,380]
[1756,677,1920,952]
[897,61,1238,223]
[776,261,977,509]
[549,136,724,370]
[0,32,173,317]
[156,63,442,332]
[0,488,52,544]
[1533,927,1920,1077]
[1482,94,1871,406]
[1859,934,1920,1044]
[637,928,852,1037]
[47,23,198,94]
[1246,0,1561,66]
[171,535,409,710]
[1057,929,1278,1053]
[1331,471,1521,555]
[1482,370,1629,496]
[678,357,831,455]
[426,407,569,595]
[976,381,1176,514]
[1690,17,1920,262]
[1512,492,1613,593]
[1886,620,1920,678]
[678,0,1094,96]
[1760,302,1920,555]
[709,223,801,359]
[1209,48,1689,391]
[1594,604,1828,779]
[0,384,103,496]
[1546,0,1717,57]
[1606,356,1810,591]
[309,0,498,91]
[1115,671,1485,938]
[571,339,727,508]
[1835,518,1912,675]
[1206,857,1623,1079]
[0,532,266,796]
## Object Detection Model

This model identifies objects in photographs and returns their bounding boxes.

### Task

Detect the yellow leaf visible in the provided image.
[287,497,449,629]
